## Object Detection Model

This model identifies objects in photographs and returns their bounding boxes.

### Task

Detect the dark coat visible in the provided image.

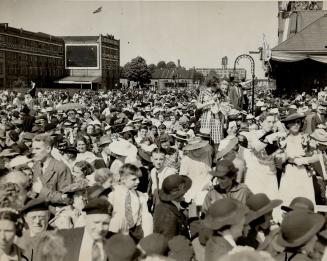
[153,200,190,240]
[32,157,73,204]
[57,227,113,261]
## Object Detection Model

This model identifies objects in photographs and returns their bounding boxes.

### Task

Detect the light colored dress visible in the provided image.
[244,130,279,200]
[278,134,315,207]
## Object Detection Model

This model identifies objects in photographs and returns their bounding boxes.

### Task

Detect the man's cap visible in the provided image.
[82,198,113,215]
[21,198,49,213]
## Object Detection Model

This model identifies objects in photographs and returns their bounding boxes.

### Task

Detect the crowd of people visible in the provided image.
[2,78,327,261]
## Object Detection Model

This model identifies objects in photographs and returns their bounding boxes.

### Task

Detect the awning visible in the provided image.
[271,51,327,63]
[271,13,327,64]
[55,76,101,84]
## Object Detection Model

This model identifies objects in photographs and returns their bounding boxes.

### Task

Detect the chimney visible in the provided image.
[178,59,180,67]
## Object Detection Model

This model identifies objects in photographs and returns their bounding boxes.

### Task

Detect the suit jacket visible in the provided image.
[228,86,243,110]
[153,200,190,240]
[57,227,114,261]
[33,157,72,204]
[57,227,85,261]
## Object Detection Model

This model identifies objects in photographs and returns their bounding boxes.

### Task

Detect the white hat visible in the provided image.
[289,105,297,110]
[256,101,264,107]
[246,114,255,120]
[8,156,32,169]
[269,108,279,114]
[108,139,137,157]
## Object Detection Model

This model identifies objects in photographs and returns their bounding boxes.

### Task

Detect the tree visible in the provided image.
[166,61,176,69]
[148,64,156,73]
[157,61,166,69]
[193,71,205,84]
[124,56,152,87]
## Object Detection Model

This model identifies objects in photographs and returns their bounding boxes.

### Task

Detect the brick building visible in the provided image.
[195,68,247,80]
[0,23,65,89]
[57,35,120,90]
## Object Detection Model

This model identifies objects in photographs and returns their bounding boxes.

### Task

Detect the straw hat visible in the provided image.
[170,130,189,141]
[183,137,209,151]
[215,137,238,160]
[281,112,305,123]
[310,129,327,145]
[108,139,137,157]
[277,210,324,248]
[246,193,282,224]
[196,128,211,139]
[8,156,32,169]
[98,135,112,147]
[120,125,136,134]
[203,198,249,230]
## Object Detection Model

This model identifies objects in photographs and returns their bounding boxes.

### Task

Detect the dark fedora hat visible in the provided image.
[203,198,249,230]
[21,198,49,213]
[277,210,324,248]
[138,149,152,163]
[281,197,314,213]
[246,193,282,224]
[281,112,305,123]
[159,174,192,202]
[209,159,238,178]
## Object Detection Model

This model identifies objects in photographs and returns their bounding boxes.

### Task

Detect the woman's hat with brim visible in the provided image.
[246,193,282,224]
[120,125,136,134]
[196,128,211,139]
[281,197,314,213]
[183,137,209,151]
[216,137,238,160]
[62,181,89,195]
[98,135,112,147]
[8,155,33,169]
[281,112,305,123]
[203,198,249,230]
[61,146,79,155]
[0,149,20,158]
[310,129,327,145]
[277,210,324,248]
[159,174,192,202]
[108,139,137,157]
[170,130,189,141]
[209,159,238,177]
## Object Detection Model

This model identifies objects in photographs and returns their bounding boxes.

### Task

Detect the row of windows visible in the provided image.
[102,47,119,56]
[0,34,64,52]
[5,52,63,64]
[6,66,64,77]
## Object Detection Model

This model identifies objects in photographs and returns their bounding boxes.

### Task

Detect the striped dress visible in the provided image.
[197,88,224,144]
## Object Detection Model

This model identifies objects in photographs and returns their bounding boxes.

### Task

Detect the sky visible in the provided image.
[0,0,279,78]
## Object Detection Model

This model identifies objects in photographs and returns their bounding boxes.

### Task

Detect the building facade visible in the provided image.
[58,35,120,90]
[195,68,246,80]
[0,23,65,89]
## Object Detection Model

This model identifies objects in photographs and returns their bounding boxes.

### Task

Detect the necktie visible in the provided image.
[92,241,102,261]
[125,192,134,229]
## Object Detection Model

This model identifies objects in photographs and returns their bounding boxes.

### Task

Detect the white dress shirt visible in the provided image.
[79,230,105,261]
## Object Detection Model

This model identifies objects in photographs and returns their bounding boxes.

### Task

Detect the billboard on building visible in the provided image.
[65,44,99,69]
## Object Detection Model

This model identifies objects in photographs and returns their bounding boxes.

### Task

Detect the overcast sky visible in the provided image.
[0,0,278,78]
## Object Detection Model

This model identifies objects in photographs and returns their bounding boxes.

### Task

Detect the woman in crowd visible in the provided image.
[196,78,225,152]
[278,112,316,208]
[0,203,27,261]
[75,135,97,163]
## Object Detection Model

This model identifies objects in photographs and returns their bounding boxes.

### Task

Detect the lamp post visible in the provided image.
[233,54,255,113]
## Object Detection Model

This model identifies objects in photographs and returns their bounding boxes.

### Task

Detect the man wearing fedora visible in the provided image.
[202,160,252,214]
[153,174,192,240]
[54,198,113,261]
[275,210,324,261]
[203,198,249,261]
[97,135,112,168]
[237,193,282,249]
